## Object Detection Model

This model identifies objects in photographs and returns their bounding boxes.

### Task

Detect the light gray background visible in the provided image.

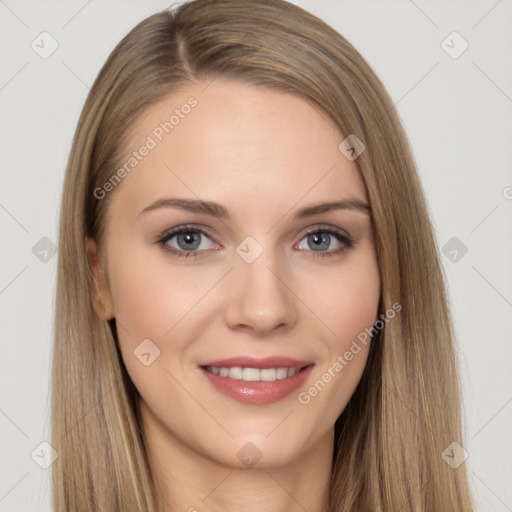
[1,1,511,510]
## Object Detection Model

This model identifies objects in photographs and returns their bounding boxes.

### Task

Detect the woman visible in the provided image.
[51,0,475,510]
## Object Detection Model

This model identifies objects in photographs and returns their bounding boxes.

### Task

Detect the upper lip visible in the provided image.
[199,356,314,369]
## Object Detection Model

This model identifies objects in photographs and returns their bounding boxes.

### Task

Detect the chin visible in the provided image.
[199,428,321,470]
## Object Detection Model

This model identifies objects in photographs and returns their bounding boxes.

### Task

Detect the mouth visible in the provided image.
[202,365,309,381]
[198,357,314,405]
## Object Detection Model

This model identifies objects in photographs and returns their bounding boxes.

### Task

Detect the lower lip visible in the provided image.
[200,365,314,405]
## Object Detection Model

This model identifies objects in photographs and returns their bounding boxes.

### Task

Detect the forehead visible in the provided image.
[109,79,368,222]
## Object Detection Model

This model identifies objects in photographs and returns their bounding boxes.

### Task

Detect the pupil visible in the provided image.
[310,233,329,251]
[178,232,200,250]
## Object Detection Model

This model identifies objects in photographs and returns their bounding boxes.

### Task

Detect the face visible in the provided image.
[87,78,380,469]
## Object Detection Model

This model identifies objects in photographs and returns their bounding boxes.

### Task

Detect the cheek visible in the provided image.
[311,253,380,351]
[107,245,207,342]
[334,272,380,343]
[109,268,172,341]
[105,249,204,399]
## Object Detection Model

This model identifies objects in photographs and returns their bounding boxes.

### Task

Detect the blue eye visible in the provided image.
[157,225,217,259]
[157,224,355,260]
[297,228,354,258]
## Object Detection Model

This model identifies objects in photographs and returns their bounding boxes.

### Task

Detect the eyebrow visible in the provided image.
[138,196,370,220]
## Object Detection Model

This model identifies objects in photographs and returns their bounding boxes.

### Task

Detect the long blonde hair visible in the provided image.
[51,1,475,510]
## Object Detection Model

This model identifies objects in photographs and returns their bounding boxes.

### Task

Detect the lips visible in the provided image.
[198,356,314,405]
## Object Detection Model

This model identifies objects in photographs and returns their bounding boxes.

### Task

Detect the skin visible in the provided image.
[87,78,381,512]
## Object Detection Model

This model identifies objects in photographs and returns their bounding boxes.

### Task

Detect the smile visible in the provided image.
[199,357,314,404]
[204,366,302,381]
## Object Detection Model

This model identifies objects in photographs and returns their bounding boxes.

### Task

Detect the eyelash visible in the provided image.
[156,224,356,261]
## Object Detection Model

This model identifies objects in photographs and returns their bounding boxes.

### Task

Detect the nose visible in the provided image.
[223,249,299,336]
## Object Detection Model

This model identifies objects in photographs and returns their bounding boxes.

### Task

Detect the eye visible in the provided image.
[295,226,354,259]
[157,225,219,259]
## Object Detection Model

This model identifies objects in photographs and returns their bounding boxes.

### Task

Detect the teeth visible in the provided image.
[242,368,260,381]
[276,368,288,379]
[205,366,301,382]
[260,368,277,381]
[229,367,243,380]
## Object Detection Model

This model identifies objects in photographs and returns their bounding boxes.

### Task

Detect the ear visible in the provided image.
[85,237,115,320]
